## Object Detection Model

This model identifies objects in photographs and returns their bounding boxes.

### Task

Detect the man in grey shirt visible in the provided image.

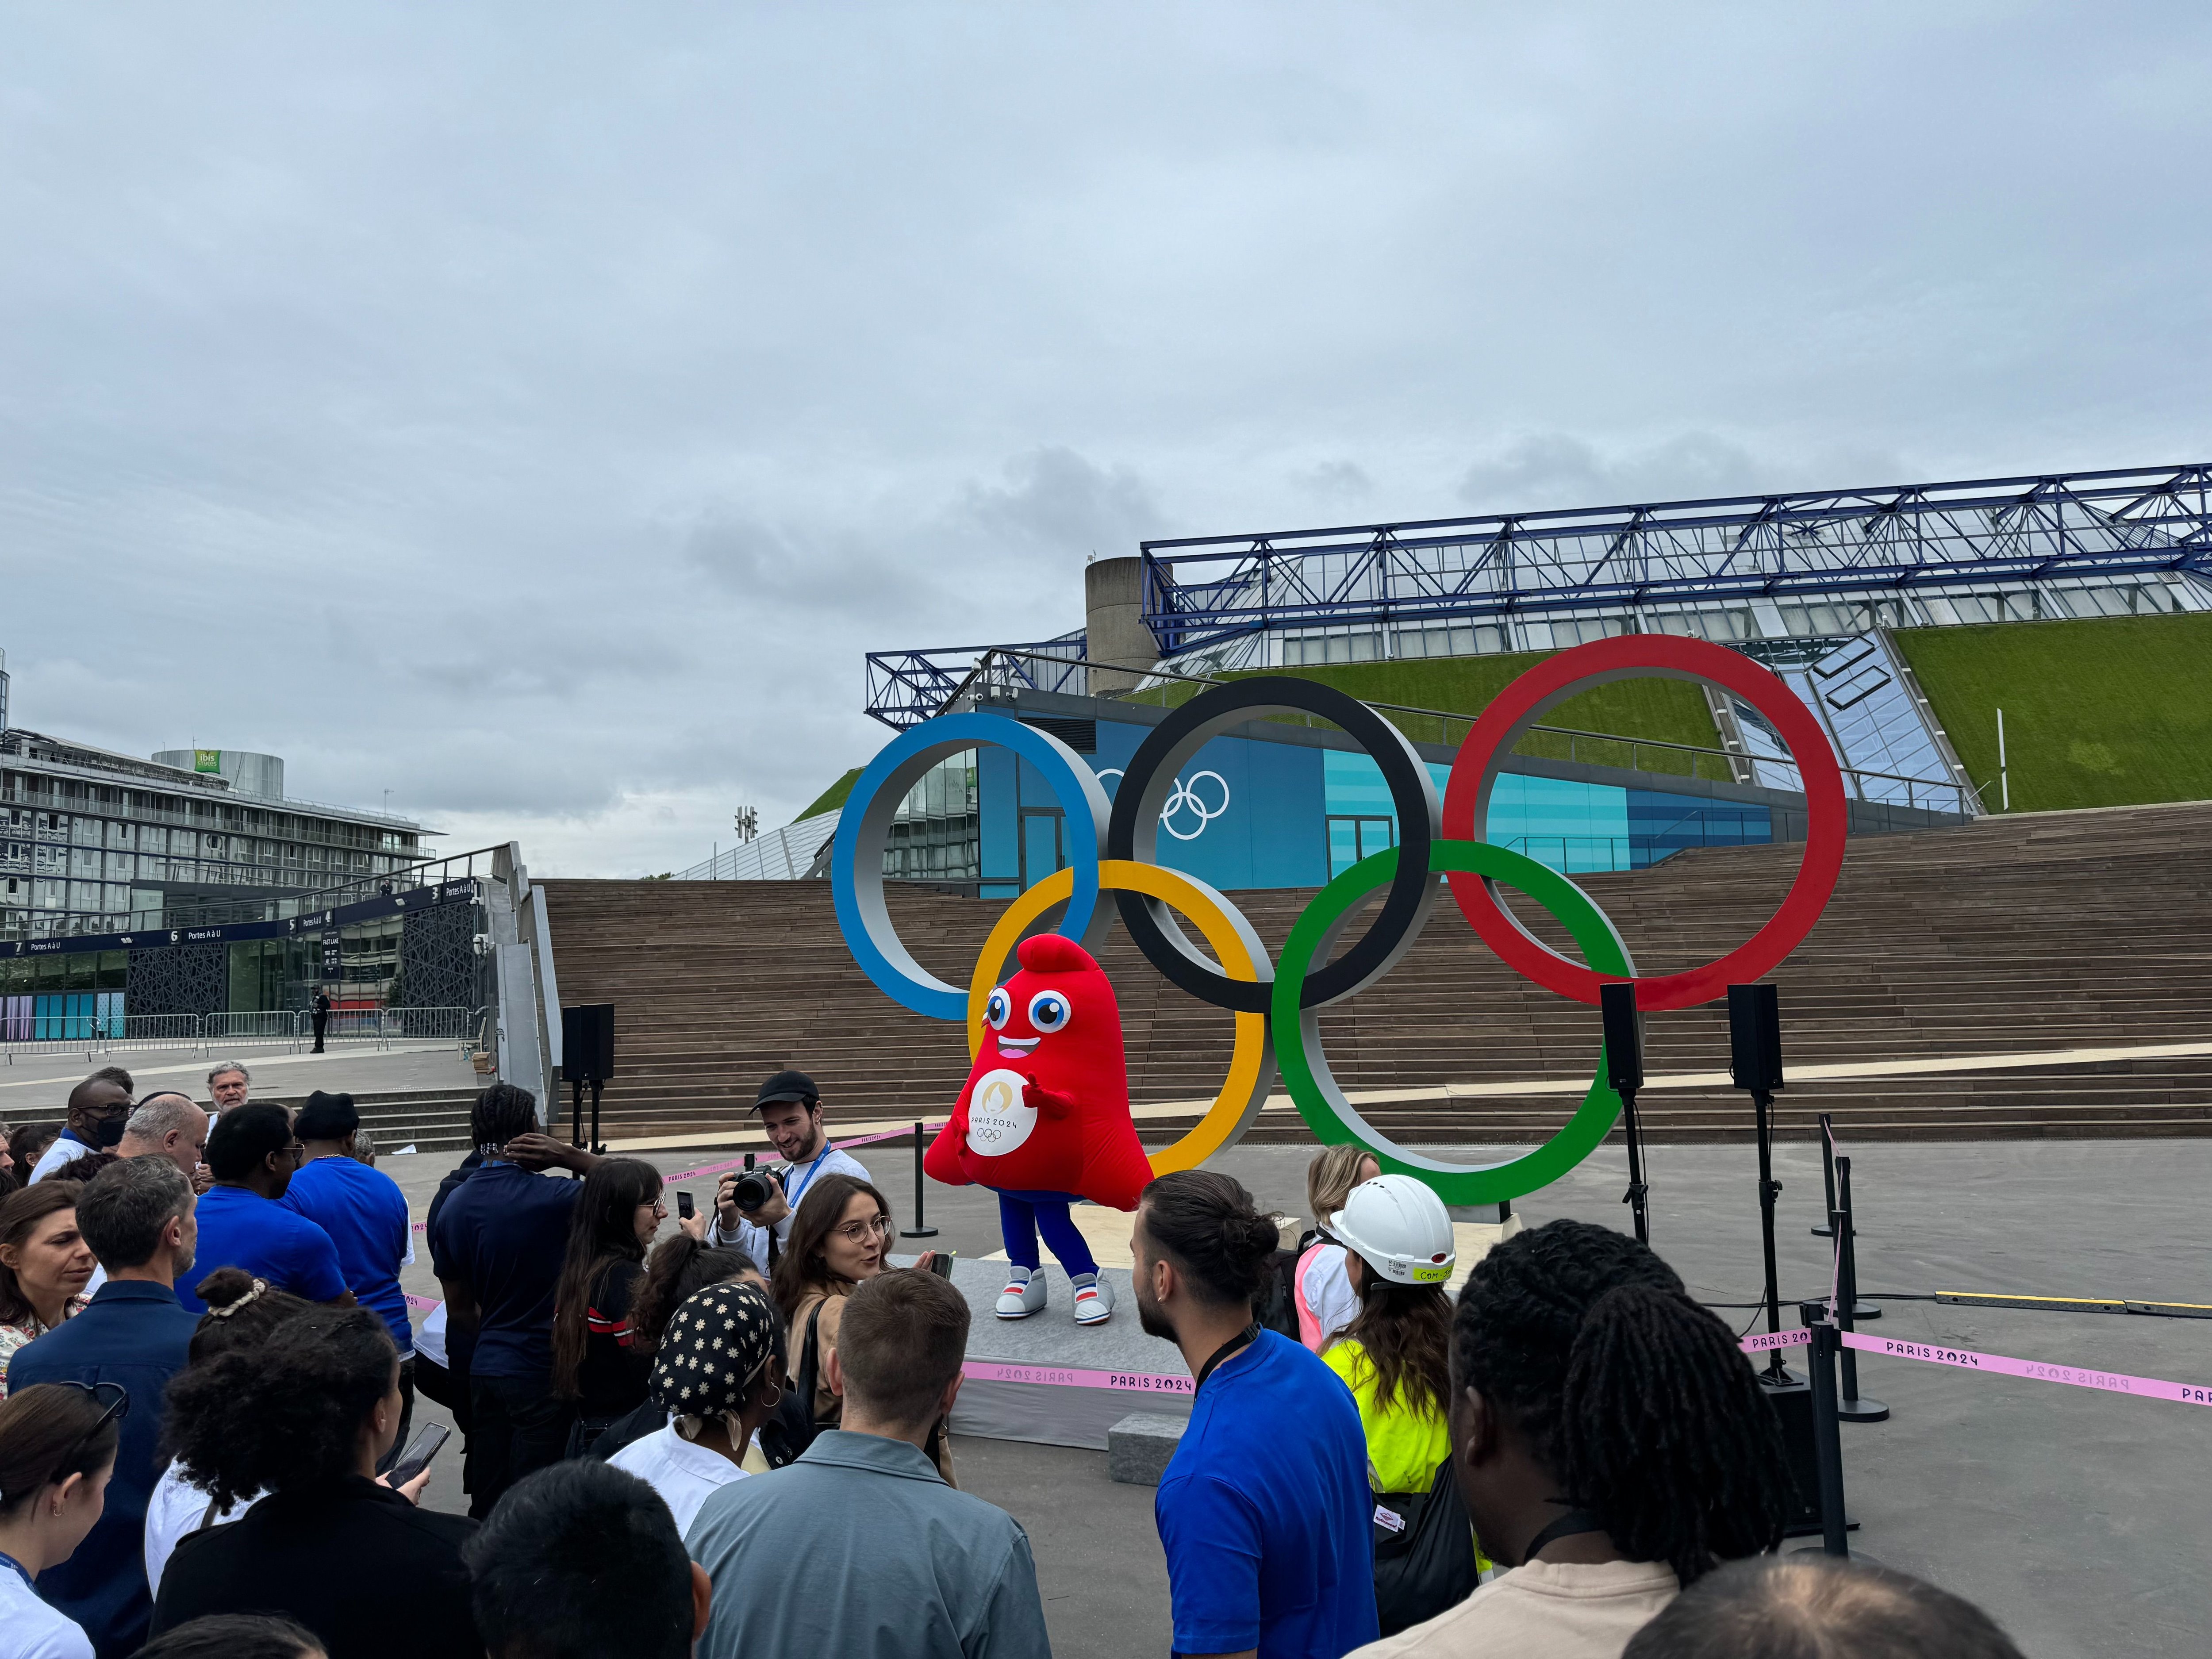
[687,1267,1051,1659]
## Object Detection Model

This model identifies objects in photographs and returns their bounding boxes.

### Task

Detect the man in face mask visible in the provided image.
[30,1068,137,1182]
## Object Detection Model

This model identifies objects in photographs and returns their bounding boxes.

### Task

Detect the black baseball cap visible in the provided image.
[295,1090,361,1140]
[754,1070,819,1110]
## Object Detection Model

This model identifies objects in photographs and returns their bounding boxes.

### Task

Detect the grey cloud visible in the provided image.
[0,5,2204,878]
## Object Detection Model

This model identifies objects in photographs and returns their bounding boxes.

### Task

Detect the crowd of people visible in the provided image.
[0,1058,2032,1659]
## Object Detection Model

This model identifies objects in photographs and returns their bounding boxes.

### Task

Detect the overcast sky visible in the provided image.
[3,5,2206,875]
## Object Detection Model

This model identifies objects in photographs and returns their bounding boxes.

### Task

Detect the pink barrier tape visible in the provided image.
[1736,1325,2212,1407]
[404,1293,438,1311]
[961,1359,1193,1396]
[1840,1330,2212,1407]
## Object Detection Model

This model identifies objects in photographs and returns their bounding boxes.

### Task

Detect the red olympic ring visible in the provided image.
[1440,634,1847,1010]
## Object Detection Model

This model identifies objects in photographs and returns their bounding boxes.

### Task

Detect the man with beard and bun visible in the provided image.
[29,1069,135,1183]
[1134,1168,1378,1659]
[6,1156,201,1658]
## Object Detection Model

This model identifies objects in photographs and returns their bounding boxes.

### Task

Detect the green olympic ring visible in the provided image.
[1271,838,1636,1206]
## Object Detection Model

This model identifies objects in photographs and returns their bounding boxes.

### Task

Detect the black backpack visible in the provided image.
[756,1300,827,1469]
[1256,1228,1324,1340]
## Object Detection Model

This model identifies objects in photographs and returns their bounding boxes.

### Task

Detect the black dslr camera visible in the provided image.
[730,1153,779,1214]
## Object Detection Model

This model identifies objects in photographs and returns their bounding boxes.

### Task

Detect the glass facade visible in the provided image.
[0,729,426,941]
[883,751,981,882]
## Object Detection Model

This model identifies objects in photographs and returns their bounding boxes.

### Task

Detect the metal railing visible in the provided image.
[0,1006,477,1063]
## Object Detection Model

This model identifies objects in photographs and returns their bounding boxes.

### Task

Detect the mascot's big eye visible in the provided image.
[1027,989,1072,1033]
[985,987,1011,1030]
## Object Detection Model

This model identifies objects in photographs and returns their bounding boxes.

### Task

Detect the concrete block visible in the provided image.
[1107,1412,1187,1486]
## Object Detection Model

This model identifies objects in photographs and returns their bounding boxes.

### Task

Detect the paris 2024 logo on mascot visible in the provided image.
[924,933,1152,1327]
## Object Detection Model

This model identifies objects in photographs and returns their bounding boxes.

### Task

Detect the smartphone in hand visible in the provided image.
[676,1190,695,1221]
[387,1422,451,1488]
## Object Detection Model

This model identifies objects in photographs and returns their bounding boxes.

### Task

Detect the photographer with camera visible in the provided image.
[709,1071,870,1270]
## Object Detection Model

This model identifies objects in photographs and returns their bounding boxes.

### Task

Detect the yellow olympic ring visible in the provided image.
[968,859,1276,1175]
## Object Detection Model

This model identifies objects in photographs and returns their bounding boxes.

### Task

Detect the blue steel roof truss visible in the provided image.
[1137,466,2212,655]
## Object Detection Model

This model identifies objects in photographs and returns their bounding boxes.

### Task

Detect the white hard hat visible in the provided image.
[1329,1174,1455,1287]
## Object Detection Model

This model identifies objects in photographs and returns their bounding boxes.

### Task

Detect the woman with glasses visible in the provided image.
[769,1175,952,1481]
[150,1306,477,1659]
[0,1379,126,1659]
[549,1158,683,1455]
[0,1184,96,1400]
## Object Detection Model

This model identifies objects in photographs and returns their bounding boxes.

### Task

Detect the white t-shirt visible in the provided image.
[143,1456,265,1599]
[1299,1242,1360,1351]
[0,1559,93,1659]
[607,1422,750,1537]
[414,1301,448,1368]
[709,1145,872,1267]
[28,1137,93,1185]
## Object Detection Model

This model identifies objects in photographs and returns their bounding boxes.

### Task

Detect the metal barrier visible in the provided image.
[0,1006,480,1063]
[206,1010,298,1041]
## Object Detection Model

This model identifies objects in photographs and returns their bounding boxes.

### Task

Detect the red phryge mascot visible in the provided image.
[925,933,1152,1325]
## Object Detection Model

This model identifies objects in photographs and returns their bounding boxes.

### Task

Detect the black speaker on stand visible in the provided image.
[560,1003,615,1163]
[1598,981,1650,1245]
[1727,983,1797,1386]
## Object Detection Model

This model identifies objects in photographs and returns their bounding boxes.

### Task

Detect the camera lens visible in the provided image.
[731,1171,774,1211]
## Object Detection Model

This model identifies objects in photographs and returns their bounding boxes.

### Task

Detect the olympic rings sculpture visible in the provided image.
[831,634,1847,1202]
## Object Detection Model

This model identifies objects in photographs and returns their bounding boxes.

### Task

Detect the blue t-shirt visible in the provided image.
[427,1159,580,1380]
[177,1185,349,1313]
[1156,1328,1380,1659]
[280,1155,415,1355]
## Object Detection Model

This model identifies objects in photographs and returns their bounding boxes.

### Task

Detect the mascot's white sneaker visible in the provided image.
[1071,1272,1113,1325]
[996,1267,1048,1319]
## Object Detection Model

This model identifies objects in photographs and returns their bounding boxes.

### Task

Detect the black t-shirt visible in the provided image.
[574,1256,651,1417]
[153,1477,478,1659]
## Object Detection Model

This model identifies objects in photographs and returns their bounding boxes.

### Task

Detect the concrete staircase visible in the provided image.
[539,800,2212,1147]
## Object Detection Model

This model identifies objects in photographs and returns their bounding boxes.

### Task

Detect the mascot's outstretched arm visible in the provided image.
[924,1073,979,1189]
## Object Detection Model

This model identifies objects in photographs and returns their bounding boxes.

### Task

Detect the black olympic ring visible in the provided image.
[1105,676,1440,1014]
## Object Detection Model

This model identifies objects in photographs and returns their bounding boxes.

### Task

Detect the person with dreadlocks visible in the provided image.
[1350,1218,1793,1659]
[429,1082,599,1518]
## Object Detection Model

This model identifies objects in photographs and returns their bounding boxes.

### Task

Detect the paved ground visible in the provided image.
[0,1041,479,1116]
[379,1136,2212,1659]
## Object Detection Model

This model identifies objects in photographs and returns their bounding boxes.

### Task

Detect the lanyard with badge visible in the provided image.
[783,1144,834,1209]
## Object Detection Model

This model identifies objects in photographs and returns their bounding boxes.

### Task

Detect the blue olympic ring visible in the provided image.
[830,711,1112,1020]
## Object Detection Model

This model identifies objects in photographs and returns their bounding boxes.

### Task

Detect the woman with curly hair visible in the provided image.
[142,1267,312,1598]
[147,1306,477,1659]
[1348,1218,1794,1659]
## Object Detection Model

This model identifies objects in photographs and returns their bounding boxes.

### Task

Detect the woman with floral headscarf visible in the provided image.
[606,1281,786,1534]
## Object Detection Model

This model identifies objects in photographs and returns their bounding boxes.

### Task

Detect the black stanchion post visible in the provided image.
[1834,1156,1889,1421]
[1728,983,1796,1386]
[1812,1114,1837,1237]
[588,1079,604,1157]
[1599,983,1650,1244]
[1806,1306,1851,1557]
[569,1077,584,1152]
[900,1121,939,1239]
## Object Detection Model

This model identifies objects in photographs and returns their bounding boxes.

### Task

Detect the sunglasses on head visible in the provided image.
[0,1381,128,1506]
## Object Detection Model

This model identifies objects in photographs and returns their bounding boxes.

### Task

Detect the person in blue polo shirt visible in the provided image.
[175,1104,349,1315]
[431,1081,596,1519]
[6,1156,201,1659]
[1134,1168,1379,1659]
[280,1090,415,1460]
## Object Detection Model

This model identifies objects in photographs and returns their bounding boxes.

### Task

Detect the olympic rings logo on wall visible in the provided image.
[830,634,1848,1203]
[1094,768,1232,841]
